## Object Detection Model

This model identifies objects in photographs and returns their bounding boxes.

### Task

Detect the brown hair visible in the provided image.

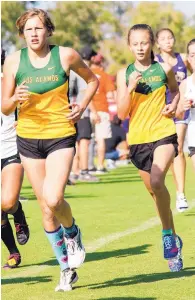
[187,39,195,54]
[156,28,175,40]
[127,24,155,60]
[16,8,55,36]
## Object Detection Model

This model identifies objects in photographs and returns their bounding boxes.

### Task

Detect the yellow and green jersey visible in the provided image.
[15,45,76,139]
[126,61,176,145]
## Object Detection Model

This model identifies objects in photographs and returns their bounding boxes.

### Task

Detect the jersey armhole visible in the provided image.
[14,50,23,82]
[125,63,134,86]
[157,62,168,84]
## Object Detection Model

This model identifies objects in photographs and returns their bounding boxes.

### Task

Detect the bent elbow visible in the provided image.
[1,105,12,116]
[1,107,9,116]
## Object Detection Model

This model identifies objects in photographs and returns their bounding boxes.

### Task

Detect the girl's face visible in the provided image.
[188,43,195,72]
[129,30,153,62]
[156,30,175,53]
[23,16,49,51]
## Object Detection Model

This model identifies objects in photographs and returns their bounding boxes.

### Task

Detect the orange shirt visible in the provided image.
[91,67,115,112]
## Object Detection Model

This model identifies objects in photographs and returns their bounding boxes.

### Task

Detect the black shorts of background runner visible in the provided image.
[1,153,21,171]
[189,147,195,157]
[76,117,92,142]
[130,134,178,173]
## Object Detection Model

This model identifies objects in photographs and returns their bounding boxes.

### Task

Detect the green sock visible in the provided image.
[162,229,173,236]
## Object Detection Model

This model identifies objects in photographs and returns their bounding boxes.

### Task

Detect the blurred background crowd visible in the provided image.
[2,1,195,183]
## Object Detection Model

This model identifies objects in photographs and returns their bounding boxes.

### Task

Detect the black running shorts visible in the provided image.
[17,134,77,159]
[189,147,195,157]
[1,153,21,171]
[129,134,178,173]
[76,117,92,141]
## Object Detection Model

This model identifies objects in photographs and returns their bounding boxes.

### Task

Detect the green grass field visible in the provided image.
[2,159,195,300]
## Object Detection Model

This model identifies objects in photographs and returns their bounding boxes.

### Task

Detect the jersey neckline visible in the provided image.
[26,45,54,70]
[157,52,181,68]
[133,61,157,74]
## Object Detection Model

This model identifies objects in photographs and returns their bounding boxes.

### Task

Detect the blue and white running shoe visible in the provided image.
[168,235,183,272]
[163,234,178,260]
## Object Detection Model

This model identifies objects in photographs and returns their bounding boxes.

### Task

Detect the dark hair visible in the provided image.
[127,24,155,60]
[79,46,97,61]
[187,39,195,54]
[16,9,55,36]
[156,28,175,40]
[1,49,5,66]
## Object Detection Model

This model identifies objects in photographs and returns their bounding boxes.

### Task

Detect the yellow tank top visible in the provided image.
[126,62,176,145]
[15,46,76,139]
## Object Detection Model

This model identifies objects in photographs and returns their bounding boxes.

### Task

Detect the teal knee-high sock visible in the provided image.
[45,226,69,271]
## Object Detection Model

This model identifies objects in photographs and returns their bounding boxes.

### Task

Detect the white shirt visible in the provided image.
[1,111,18,159]
[69,71,89,118]
[185,75,195,147]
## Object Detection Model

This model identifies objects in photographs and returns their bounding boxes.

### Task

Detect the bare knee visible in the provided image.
[43,190,64,211]
[41,204,56,223]
[150,176,164,193]
[1,194,18,213]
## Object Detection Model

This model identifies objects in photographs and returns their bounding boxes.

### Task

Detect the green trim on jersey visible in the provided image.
[15,45,68,94]
[126,61,167,95]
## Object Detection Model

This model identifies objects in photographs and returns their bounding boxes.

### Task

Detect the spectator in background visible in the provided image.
[107,74,117,120]
[105,115,130,169]
[155,28,190,212]
[176,39,195,173]
[90,53,116,174]
[69,46,99,182]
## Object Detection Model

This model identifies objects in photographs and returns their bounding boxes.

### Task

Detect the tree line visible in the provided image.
[2,1,195,74]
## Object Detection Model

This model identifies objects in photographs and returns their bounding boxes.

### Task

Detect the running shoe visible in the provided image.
[163,234,178,260]
[69,173,79,184]
[176,193,188,212]
[3,253,21,269]
[96,167,108,175]
[67,179,75,186]
[55,269,78,292]
[78,172,99,182]
[64,225,86,269]
[15,217,30,245]
[106,159,116,170]
[168,235,183,272]
[88,167,97,174]
[19,196,28,202]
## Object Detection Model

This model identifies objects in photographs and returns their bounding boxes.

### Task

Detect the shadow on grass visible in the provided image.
[77,267,195,290]
[77,175,142,185]
[85,244,151,263]
[21,244,151,268]
[20,185,99,201]
[94,297,157,300]
[20,166,141,197]
[1,275,52,285]
[184,213,195,216]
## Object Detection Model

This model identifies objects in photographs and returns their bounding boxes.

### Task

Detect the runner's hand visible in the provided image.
[13,121,18,128]
[13,81,30,103]
[66,103,84,123]
[128,71,142,92]
[91,112,101,124]
[183,98,194,110]
[162,104,176,118]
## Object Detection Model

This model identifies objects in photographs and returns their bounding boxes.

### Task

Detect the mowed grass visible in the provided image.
[2,158,195,300]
